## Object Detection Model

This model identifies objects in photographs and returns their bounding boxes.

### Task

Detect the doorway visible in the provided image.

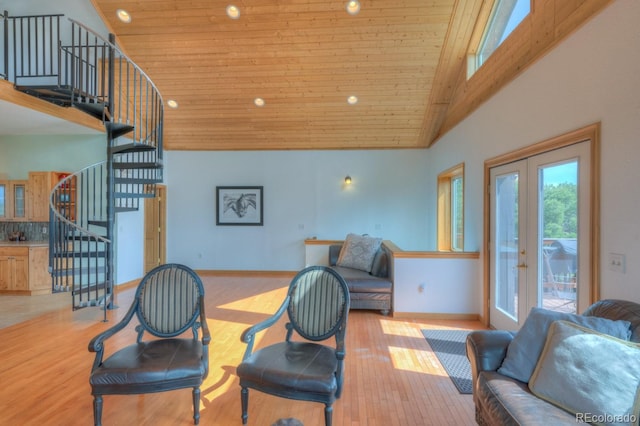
[485,124,600,330]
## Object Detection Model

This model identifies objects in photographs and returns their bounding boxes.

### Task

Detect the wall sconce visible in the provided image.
[344,175,352,185]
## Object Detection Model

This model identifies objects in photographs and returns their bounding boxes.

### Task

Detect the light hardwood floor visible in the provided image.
[0,274,482,426]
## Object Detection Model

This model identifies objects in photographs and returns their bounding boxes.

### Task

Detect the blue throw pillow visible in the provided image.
[497,307,632,383]
[530,321,640,425]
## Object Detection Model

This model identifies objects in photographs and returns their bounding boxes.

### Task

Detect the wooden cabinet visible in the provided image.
[28,172,52,222]
[27,171,75,222]
[0,247,29,292]
[51,172,76,221]
[0,180,28,221]
[0,246,50,295]
[12,181,28,221]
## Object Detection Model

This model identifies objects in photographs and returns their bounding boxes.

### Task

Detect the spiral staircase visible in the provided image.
[1,12,164,318]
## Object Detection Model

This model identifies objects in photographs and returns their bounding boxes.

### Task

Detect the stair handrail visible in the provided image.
[49,161,112,245]
[68,18,164,158]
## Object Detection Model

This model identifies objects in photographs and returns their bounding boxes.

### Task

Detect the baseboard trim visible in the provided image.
[115,279,140,290]
[392,312,480,321]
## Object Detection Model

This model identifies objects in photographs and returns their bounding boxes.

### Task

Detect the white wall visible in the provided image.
[0,134,104,178]
[427,0,640,306]
[164,149,429,270]
[393,257,479,314]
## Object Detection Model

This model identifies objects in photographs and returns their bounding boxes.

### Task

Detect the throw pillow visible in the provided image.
[336,233,382,273]
[497,307,631,383]
[530,320,640,426]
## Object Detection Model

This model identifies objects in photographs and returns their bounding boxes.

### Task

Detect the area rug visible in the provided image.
[422,329,473,394]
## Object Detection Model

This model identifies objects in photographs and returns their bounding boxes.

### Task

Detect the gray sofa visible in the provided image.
[329,243,392,315]
[465,299,640,425]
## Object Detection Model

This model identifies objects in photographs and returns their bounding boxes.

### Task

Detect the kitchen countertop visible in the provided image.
[0,241,48,247]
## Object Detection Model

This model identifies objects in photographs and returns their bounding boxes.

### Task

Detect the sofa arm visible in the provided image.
[466,330,514,388]
[329,244,342,266]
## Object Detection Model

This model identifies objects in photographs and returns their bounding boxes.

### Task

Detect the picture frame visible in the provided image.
[216,186,264,226]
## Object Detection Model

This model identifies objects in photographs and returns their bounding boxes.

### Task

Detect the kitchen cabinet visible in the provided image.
[28,172,51,222]
[51,171,76,221]
[0,180,28,221]
[0,245,50,295]
[27,171,76,222]
[1,171,75,223]
[12,181,27,220]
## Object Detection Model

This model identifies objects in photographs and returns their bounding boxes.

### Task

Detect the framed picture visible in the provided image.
[216,186,264,226]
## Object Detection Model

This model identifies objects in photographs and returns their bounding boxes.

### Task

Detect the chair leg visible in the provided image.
[241,387,249,424]
[192,387,201,425]
[93,395,103,426]
[324,403,333,426]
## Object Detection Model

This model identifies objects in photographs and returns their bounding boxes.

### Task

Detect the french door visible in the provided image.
[489,142,592,330]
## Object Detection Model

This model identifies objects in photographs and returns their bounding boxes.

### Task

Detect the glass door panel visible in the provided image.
[12,182,26,219]
[0,182,6,218]
[537,161,578,314]
[490,160,527,330]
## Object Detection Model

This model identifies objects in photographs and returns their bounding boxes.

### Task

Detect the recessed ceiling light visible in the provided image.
[254,98,265,107]
[167,100,178,108]
[347,95,358,105]
[116,9,131,23]
[346,1,361,15]
[226,5,240,19]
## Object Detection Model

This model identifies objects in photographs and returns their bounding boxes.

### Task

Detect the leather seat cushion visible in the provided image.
[237,342,338,395]
[90,339,205,391]
[330,266,392,293]
[476,371,576,425]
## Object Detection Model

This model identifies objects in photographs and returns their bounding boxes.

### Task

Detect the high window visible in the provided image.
[437,163,464,251]
[473,0,530,73]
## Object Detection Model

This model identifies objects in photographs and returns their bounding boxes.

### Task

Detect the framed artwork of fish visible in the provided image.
[216,186,263,226]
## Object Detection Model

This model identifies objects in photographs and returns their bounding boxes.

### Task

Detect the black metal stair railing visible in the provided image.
[1,11,8,80]
[1,12,164,315]
[49,163,110,304]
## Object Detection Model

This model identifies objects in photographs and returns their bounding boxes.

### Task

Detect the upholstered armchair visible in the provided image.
[88,264,210,426]
[237,266,350,426]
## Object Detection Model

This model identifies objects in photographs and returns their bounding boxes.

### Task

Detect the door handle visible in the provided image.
[517,263,527,269]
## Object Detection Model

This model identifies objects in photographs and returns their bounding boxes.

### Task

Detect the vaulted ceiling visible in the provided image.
[0,1,612,151]
[90,0,483,151]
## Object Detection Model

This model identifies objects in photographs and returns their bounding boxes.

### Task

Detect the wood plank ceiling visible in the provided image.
[91,0,482,151]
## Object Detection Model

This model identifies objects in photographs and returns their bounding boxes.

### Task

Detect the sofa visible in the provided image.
[328,243,392,315]
[466,299,640,426]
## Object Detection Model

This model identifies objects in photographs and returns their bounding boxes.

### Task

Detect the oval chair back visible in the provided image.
[287,266,350,341]
[135,263,205,339]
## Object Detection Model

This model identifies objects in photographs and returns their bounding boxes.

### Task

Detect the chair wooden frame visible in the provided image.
[237,266,350,426]
[88,264,210,426]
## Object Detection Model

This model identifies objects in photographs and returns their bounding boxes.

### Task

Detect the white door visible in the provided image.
[490,142,591,330]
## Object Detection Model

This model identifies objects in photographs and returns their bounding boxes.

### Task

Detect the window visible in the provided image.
[438,163,464,251]
[473,0,530,73]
